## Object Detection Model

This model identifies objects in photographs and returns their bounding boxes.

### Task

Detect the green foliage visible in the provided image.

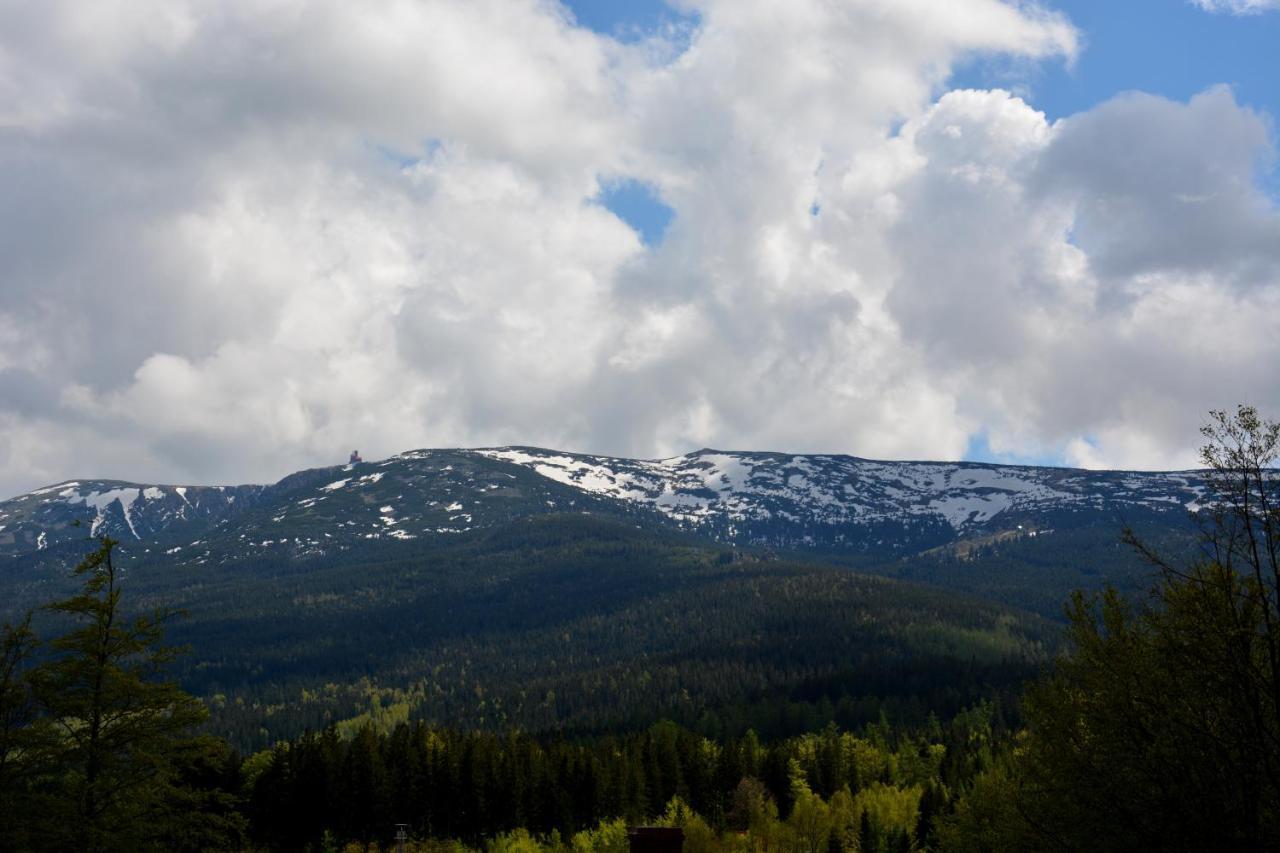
[488,828,545,853]
[1011,573,1280,850]
[785,765,832,853]
[946,405,1280,851]
[657,797,718,853]
[569,817,629,853]
[0,537,245,852]
[242,710,1003,850]
[933,754,1034,853]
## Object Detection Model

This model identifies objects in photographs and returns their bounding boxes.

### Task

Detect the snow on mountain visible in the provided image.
[475,447,1206,536]
[0,480,265,558]
[0,447,1207,563]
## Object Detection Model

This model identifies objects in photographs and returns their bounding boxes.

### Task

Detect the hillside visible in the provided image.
[82,515,1054,749]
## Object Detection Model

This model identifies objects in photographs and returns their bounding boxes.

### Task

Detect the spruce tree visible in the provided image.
[26,536,223,851]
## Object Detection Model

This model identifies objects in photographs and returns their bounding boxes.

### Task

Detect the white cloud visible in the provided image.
[881,86,1280,467]
[1192,0,1280,14]
[0,0,1276,497]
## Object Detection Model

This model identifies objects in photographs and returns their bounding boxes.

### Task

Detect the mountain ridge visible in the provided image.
[1,446,1206,565]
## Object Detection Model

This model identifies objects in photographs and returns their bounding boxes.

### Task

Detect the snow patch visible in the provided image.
[69,488,144,538]
[929,493,1014,528]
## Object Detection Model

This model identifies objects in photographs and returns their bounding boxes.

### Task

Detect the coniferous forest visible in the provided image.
[1,407,1278,851]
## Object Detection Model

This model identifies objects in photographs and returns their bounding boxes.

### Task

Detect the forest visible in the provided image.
[2,512,1055,752]
[0,406,1277,851]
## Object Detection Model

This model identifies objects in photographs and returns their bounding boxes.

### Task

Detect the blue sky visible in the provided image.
[561,0,697,40]
[598,179,674,247]
[957,2,1280,196]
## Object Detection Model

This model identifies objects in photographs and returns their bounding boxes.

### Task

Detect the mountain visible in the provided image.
[0,446,1205,567]
[0,446,1207,749]
[0,450,662,567]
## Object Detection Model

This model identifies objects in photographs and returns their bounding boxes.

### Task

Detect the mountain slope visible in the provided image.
[0,479,263,556]
[0,450,665,566]
[126,514,1054,749]
[478,447,1204,550]
[0,446,1206,566]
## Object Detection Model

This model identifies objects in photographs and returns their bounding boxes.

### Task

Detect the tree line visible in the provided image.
[242,707,1007,851]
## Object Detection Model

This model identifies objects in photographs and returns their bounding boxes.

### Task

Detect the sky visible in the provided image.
[1,0,1278,496]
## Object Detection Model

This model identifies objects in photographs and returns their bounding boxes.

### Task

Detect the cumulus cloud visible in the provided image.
[884,86,1280,469]
[0,0,1276,496]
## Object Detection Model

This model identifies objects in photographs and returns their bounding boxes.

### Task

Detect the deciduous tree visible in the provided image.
[1013,405,1280,851]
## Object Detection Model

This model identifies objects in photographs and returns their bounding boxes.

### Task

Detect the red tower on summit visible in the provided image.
[349,450,363,465]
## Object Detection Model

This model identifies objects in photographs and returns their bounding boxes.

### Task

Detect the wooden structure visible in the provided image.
[628,826,684,852]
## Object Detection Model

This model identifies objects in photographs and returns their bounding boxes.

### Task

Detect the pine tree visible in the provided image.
[26,536,223,851]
